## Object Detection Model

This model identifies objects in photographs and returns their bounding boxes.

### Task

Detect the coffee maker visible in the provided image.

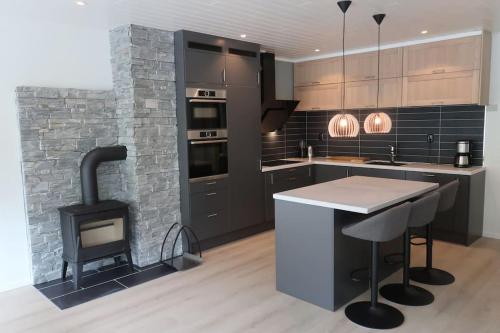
[454,140,471,168]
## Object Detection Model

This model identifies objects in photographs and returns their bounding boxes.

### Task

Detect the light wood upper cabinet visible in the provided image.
[402,71,480,106]
[294,84,342,111]
[294,58,341,86]
[346,48,403,82]
[345,78,402,109]
[403,36,482,76]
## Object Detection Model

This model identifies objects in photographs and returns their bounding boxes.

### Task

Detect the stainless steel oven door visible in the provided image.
[188,139,228,180]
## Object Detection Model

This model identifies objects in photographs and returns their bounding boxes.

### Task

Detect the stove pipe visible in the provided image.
[80,146,127,205]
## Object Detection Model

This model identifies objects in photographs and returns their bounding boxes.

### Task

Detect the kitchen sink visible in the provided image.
[365,160,408,166]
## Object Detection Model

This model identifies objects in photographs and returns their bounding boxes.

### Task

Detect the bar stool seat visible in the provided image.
[410,180,459,285]
[342,202,411,330]
[380,191,440,306]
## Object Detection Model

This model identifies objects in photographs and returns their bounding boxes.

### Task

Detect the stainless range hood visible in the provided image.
[260,53,299,133]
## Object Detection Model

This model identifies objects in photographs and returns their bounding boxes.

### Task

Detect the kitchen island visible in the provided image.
[274,176,438,311]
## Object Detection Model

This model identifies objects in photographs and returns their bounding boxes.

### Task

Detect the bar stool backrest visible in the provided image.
[342,202,412,242]
[436,180,459,213]
[408,191,441,228]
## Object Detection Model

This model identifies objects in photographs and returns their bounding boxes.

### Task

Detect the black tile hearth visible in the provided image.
[35,262,177,310]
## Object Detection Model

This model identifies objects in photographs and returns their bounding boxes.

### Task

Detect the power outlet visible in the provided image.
[427,134,434,143]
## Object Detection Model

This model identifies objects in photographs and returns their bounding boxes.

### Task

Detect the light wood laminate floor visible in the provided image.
[1,231,500,333]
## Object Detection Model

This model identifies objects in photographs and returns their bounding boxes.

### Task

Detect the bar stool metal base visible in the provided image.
[380,283,434,306]
[345,301,404,330]
[409,267,455,285]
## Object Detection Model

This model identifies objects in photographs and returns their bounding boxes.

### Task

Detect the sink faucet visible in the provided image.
[388,145,397,164]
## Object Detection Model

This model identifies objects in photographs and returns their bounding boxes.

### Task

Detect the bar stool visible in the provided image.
[342,202,412,330]
[380,191,440,306]
[410,180,459,285]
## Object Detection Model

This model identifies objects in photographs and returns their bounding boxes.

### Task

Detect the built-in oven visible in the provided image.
[186,88,227,130]
[188,130,228,181]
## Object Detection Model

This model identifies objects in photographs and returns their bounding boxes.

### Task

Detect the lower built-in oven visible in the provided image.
[188,130,228,181]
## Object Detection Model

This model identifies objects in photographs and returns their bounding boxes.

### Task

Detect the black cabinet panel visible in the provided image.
[349,167,405,180]
[190,190,228,216]
[191,210,229,241]
[185,50,225,86]
[225,54,259,87]
[189,177,228,194]
[314,165,348,183]
[227,85,263,231]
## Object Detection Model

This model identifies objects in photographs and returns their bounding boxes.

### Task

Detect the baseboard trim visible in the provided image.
[482,231,500,239]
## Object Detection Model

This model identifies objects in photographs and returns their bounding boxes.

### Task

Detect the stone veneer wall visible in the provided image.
[109,25,180,266]
[16,87,121,283]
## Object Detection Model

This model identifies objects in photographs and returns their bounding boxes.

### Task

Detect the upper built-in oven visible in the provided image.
[186,88,227,130]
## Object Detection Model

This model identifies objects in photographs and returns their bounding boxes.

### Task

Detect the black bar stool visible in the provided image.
[410,180,459,285]
[380,191,440,306]
[342,202,412,330]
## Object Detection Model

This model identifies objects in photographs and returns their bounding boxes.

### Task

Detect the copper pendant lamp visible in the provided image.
[328,0,359,138]
[364,13,392,134]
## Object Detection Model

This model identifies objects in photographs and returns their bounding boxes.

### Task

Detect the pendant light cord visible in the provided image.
[342,11,346,111]
[376,23,381,110]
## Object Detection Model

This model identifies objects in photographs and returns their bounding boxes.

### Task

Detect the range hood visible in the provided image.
[261,53,299,133]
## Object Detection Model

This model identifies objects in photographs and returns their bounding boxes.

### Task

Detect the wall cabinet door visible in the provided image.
[346,48,403,82]
[185,50,226,86]
[294,83,342,111]
[314,165,348,184]
[225,51,260,87]
[294,58,341,86]
[345,78,402,109]
[403,36,481,76]
[227,85,263,231]
[402,71,480,106]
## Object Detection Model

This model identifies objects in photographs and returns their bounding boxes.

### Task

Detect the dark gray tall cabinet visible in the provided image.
[175,30,265,249]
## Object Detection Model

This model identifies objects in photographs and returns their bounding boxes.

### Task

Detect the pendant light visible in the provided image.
[328,0,359,138]
[364,13,392,134]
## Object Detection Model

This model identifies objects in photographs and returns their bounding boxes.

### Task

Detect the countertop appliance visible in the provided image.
[260,53,299,133]
[186,88,227,131]
[455,140,471,168]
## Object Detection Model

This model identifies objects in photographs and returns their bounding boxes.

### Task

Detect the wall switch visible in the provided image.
[427,134,434,143]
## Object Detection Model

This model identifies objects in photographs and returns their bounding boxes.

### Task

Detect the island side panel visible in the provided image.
[275,200,335,311]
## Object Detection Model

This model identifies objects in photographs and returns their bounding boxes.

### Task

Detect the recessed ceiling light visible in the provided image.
[240,34,247,38]
[314,49,320,52]
[75,1,86,6]
[421,30,428,34]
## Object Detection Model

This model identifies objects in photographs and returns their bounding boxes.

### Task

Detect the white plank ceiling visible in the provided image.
[3,0,500,60]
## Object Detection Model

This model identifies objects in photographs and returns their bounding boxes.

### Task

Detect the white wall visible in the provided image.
[0,16,112,292]
[483,32,500,239]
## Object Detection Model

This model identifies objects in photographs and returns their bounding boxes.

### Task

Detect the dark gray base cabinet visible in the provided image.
[349,167,405,180]
[406,171,485,245]
[264,166,314,222]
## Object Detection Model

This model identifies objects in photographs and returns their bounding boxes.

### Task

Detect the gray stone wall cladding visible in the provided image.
[16,24,181,284]
[109,25,181,267]
[16,87,121,283]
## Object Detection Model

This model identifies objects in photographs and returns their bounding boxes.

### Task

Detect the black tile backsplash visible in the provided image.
[261,105,485,165]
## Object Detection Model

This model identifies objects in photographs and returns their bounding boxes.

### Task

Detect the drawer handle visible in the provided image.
[207,213,218,218]
[311,81,321,84]
[431,101,444,105]
[206,182,217,185]
[365,75,376,79]
[288,177,297,181]
[206,192,217,196]
[288,168,297,172]
[432,69,445,74]
[311,107,321,110]
[423,174,436,177]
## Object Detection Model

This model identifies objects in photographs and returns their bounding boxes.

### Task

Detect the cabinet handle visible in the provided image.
[423,174,436,177]
[207,213,218,218]
[311,107,321,110]
[206,182,217,185]
[364,75,376,79]
[206,192,217,196]
[222,68,226,83]
[270,173,274,185]
[257,72,260,85]
[311,81,321,85]
[288,168,297,172]
[432,69,445,74]
[431,101,444,105]
[346,168,350,177]
[365,104,376,108]
[288,177,297,181]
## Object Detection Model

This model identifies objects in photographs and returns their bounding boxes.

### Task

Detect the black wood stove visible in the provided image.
[59,146,132,290]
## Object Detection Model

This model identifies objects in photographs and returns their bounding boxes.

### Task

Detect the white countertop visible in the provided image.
[262,157,485,176]
[273,176,439,214]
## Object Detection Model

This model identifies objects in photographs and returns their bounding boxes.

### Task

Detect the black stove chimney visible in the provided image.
[80,146,127,205]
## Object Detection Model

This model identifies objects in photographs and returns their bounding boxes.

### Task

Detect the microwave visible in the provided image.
[186,88,227,130]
